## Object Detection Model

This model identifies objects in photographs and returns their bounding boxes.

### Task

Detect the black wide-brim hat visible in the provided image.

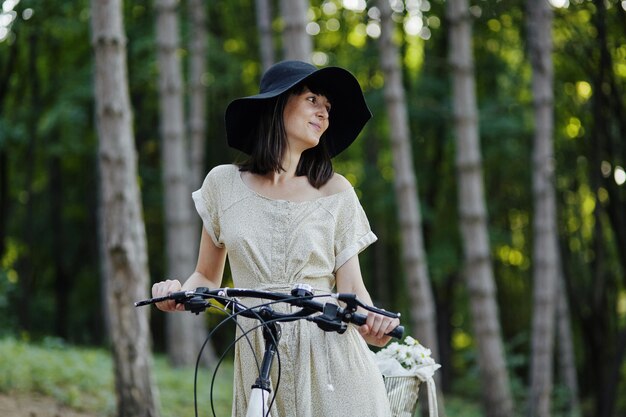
[225,60,372,158]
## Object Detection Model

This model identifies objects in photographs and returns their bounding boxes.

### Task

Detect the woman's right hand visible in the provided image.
[152,279,186,312]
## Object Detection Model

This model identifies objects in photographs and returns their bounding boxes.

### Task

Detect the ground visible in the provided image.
[0,393,98,417]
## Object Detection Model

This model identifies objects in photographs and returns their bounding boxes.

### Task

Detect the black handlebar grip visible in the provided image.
[350,313,404,339]
[388,325,404,339]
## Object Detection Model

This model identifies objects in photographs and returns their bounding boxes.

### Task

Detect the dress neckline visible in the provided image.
[232,165,353,204]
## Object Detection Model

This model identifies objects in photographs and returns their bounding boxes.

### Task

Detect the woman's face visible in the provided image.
[282,87,331,153]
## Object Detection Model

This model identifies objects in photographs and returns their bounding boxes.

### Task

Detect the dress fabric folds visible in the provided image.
[192,164,391,417]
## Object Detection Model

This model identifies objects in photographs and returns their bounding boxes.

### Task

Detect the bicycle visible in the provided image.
[136,283,404,417]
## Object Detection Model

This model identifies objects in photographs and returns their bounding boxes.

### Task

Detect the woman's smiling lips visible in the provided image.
[309,121,322,132]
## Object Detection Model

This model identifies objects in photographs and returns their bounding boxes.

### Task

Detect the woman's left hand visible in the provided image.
[358,311,401,347]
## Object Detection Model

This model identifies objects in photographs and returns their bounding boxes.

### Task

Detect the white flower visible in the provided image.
[375,336,437,374]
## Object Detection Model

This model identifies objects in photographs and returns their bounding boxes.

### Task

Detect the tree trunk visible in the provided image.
[279,0,311,62]
[18,29,40,334]
[91,0,160,415]
[255,0,275,71]
[50,150,70,339]
[590,2,626,416]
[155,0,206,367]
[186,0,217,365]
[0,43,18,260]
[0,151,7,259]
[377,0,444,413]
[527,1,558,416]
[364,134,389,307]
[377,0,438,363]
[555,271,581,417]
[446,1,514,416]
[188,0,208,191]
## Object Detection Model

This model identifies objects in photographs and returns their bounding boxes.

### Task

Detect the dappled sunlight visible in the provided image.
[306,21,321,36]
[563,182,597,249]
[600,161,626,186]
[496,245,526,268]
[325,17,340,31]
[311,51,329,65]
[319,0,435,43]
[404,35,424,72]
[322,1,338,16]
[549,0,570,8]
[618,291,626,319]
[597,187,609,204]
[342,0,367,13]
[576,81,592,100]
[366,21,381,38]
[494,210,530,270]
[615,166,626,186]
[347,22,367,47]
[1,239,20,284]
[452,329,472,350]
[565,116,583,139]
[404,14,423,36]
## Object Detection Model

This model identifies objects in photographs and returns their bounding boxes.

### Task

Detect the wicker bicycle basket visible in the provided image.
[383,375,421,417]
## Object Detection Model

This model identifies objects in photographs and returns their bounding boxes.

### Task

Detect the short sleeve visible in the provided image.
[334,189,377,271]
[192,168,224,248]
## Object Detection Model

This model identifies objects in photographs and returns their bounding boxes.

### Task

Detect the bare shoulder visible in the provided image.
[321,173,353,196]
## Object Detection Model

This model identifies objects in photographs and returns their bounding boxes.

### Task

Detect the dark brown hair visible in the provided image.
[238,82,334,189]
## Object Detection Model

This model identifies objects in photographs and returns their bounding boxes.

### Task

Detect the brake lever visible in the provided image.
[333,293,400,319]
[311,303,348,334]
[184,296,211,314]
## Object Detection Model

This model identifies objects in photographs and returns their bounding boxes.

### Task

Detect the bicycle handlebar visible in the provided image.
[136,285,404,339]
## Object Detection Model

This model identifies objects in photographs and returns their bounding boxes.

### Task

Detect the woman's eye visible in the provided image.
[307,95,330,112]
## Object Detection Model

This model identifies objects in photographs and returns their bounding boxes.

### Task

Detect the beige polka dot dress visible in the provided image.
[192,164,392,417]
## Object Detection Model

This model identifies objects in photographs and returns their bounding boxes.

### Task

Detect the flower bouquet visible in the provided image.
[374,336,441,417]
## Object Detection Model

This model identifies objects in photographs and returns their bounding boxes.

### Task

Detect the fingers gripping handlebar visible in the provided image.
[135,285,404,339]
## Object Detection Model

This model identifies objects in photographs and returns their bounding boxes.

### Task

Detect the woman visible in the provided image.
[152,60,398,416]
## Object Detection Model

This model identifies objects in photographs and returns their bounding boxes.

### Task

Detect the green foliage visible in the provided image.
[0,268,17,334]
[0,337,233,416]
[443,395,484,417]
[1,0,626,414]
[0,337,503,417]
[0,337,115,412]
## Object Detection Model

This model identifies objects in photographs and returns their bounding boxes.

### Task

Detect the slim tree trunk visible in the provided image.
[377,0,438,363]
[0,43,18,260]
[378,2,445,413]
[364,134,389,306]
[447,1,514,416]
[187,0,217,365]
[590,2,626,416]
[91,0,160,415]
[555,271,581,416]
[18,29,39,334]
[279,0,312,62]
[0,151,7,259]
[155,0,205,367]
[50,150,69,339]
[255,0,275,71]
[188,0,208,190]
[527,1,558,416]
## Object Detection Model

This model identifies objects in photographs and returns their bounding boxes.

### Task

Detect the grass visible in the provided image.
[0,336,233,416]
[0,336,487,417]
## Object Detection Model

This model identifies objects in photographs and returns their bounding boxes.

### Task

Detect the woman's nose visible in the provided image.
[316,105,329,120]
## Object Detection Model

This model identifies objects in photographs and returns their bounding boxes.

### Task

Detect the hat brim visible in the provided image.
[225,66,371,158]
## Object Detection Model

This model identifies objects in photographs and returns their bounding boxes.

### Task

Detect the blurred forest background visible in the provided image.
[0,0,625,416]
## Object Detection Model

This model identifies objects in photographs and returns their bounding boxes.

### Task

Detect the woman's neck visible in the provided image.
[273,150,301,181]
